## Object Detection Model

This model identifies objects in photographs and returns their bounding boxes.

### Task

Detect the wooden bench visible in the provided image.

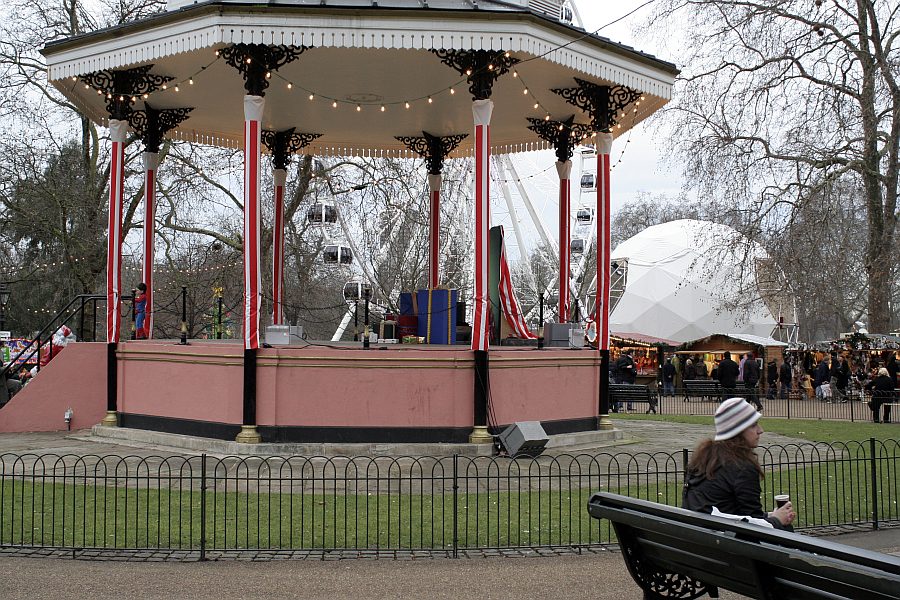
[588,492,900,599]
[681,379,721,402]
[681,380,761,408]
[609,383,658,414]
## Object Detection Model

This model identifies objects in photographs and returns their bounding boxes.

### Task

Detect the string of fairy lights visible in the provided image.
[17,10,653,317]
[65,8,650,177]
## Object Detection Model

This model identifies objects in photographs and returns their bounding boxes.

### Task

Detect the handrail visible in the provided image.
[0,293,132,382]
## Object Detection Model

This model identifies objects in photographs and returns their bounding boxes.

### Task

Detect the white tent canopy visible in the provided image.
[609,219,779,343]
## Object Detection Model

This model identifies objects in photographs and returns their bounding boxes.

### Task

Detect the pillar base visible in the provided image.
[598,415,615,431]
[235,425,262,444]
[468,425,493,444]
[100,410,118,427]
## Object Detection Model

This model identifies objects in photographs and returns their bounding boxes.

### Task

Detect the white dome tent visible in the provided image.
[609,219,781,343]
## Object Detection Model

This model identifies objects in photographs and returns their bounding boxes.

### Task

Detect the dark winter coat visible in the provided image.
[683,460,785,529]
[766,361,778,385]
[743,359,760,387]
[779,361,792,385]
[615,354,637,384]
[717,358,740,388]
[813,361,830,388]
[662,362,676,383]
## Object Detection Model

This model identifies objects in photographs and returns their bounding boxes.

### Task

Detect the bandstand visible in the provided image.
[27,0,677,445]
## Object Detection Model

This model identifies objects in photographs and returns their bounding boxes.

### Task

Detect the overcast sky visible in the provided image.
[575,1,684,211]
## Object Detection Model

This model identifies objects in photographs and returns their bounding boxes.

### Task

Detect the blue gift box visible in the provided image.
[415,289,458,345]
[399,292,417,317]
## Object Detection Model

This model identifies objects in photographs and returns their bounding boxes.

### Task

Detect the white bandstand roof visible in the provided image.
[41,0,678,157]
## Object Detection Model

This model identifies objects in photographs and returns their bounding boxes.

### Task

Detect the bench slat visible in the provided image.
[589,492,900,600]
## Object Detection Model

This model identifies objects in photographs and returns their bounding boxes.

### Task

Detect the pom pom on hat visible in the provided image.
[714,397,761,441]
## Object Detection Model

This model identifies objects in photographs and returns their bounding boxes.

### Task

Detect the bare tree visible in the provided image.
[649,0,900,332]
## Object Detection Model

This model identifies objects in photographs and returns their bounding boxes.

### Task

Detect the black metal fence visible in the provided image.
[652,392,888,422]
[1,440,898,556]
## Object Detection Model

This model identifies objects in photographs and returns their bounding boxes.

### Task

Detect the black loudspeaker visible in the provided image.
[456,301,467,325]
[498,421,549,457]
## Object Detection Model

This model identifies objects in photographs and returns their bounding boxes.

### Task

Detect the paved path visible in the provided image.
[1,422,897,600]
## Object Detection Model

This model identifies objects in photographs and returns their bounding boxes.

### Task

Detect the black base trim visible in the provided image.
[119,413,598,444]
[120,413,242,441]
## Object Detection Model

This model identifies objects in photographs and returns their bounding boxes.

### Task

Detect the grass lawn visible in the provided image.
[610,413,899,444]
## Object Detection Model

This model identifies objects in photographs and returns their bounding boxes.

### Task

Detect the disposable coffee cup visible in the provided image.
[775,494,790,508]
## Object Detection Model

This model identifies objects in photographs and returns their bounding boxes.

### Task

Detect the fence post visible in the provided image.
[682,448,690,479]
[870,438,879,531]
[452,454,459,559]
[200,453,207,560]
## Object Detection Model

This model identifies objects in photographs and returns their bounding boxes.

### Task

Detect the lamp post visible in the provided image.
[0,282,10,332]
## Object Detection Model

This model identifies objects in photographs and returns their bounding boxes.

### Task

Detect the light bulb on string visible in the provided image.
[380,105,386,112]
[356,104,362,112]
[332,100,338,108]
[428,97,433,104]
[287,82,292,90]
[405,101,410,109]
[309,93,314,100]
[189,78,194,85]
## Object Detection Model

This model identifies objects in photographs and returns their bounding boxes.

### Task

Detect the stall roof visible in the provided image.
[678,333,789,351]
[611,331,679,347]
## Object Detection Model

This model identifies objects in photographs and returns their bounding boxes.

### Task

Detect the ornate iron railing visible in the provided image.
[1,440,897,557]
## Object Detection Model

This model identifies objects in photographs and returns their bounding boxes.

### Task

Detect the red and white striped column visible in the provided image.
[596,133,613,352]
[471,99,493,353]
[428,173,442,289]
[106,120,127,344]
[243,95,264,351]
[142,151,159,339]
[271,167,287,325]
[556,160,572,323]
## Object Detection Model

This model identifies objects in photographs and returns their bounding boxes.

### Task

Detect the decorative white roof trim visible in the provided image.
[45,12,675,100]
[161,128,555,158]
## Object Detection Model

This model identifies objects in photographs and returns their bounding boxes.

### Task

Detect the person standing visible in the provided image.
[614,349,637,412]
[683,397,795,530]
[814,356,831,402]
[662,357,676,397]
[865,367,894,424]
[766,358,778,400]
[743,353,761,410]
[134,282,148,339]
[833,355,850,403]
[779,357,793,400]
[717,351,740,402]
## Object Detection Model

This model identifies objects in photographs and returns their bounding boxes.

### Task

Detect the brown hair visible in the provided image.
[688,436,763,480]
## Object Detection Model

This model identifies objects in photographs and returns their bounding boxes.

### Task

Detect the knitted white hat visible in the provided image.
[714,397,761,441]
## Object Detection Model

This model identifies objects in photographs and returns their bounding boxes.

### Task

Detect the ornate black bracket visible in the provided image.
[261,128,323,170]
[395,132,468,175]
[552,78,642,133]
[430,49,519,100]
[221,44,310,97]
[526,115,594,163]
[128,104,194,153]
[80,65,174,121]
[618,529,715,599]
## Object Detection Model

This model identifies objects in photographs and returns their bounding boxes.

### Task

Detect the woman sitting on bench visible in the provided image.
[683,397,796,530]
